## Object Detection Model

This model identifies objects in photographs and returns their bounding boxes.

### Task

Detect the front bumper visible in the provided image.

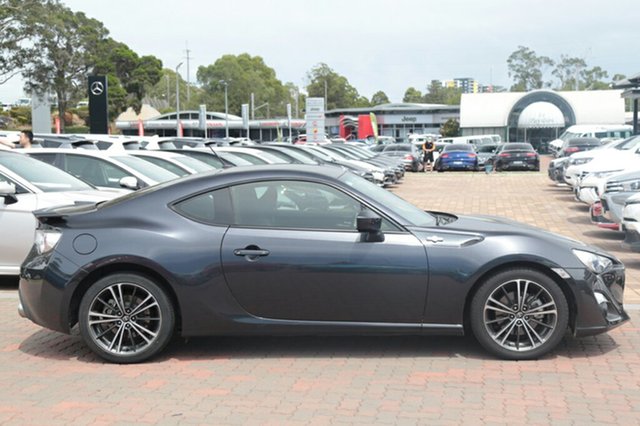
[566,264,629,337]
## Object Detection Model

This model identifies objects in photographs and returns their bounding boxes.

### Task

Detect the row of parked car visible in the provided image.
[370,140,540,172]
[547,135,640,252]
[0,134,412,277]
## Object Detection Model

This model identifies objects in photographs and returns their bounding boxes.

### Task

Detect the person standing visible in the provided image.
[18,130,33,148]
[422,137,435,172]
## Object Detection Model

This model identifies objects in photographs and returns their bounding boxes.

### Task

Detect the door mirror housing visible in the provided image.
[119,176,140,190]
[357,211,384,242]
[0,181,18,205]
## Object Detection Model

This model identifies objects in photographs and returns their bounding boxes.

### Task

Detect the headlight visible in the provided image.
[621,179,640,191]
[570,157,592,166]
[573,249,613,274]
[34,229,62,255]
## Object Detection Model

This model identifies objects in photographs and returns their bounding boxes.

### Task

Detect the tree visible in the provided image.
[402,87,423,103]
[305,63,364,110]
[440,118,460,137]
[197,53,289,117]
[0,0,41,85]
[92,38,163,113]
[582,66,609,90]
[20,1,109,131]
[552,55,587,90]
[423,80,462,105]
[371,90,390,105]
[507,46,554,91]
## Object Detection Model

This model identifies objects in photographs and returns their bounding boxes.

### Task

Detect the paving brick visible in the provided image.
[1,160,640,424]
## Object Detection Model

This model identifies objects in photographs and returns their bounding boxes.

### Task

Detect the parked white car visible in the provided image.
[622,192,640,251]
[564,136,640,187]
[23,148,180,190]
[0,151,123,275]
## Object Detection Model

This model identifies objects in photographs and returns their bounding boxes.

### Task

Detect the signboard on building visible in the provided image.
[305,97,325,143]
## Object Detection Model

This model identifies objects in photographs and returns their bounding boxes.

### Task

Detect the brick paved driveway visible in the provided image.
[1,157,639,425]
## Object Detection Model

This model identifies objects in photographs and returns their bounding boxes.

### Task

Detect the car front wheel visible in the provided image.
[470,268,568,360]
[79,273,175,363]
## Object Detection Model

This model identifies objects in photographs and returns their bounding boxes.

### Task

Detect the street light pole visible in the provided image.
[175,62,183,136]
[220,80,229,139]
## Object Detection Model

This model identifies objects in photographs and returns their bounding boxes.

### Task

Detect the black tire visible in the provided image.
[79,273,175,364]
[470,268,568,360]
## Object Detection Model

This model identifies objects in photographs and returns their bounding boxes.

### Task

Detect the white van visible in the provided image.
[549,125,632,154]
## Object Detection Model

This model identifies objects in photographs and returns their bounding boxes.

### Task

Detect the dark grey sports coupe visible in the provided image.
[18,165,628,363]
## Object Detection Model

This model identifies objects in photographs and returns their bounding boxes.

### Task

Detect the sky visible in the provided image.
[1,0,638,104]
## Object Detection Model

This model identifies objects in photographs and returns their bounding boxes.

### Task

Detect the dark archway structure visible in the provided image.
[506,91,576,144]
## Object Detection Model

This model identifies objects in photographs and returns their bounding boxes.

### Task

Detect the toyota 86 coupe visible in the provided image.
[19,165,629,363]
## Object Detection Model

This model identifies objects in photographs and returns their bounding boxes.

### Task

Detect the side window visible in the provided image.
[29,153,57,166]
[0,172,28,194]
[594,132,607,138]
[229,180,400,231]
[172,188,231,225]
[65,155,129,188]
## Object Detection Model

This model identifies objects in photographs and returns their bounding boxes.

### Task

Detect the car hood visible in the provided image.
[423,213,598,255]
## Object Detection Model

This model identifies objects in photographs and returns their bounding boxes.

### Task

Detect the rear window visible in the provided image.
[503,143,534,151]
[444,144,473,152]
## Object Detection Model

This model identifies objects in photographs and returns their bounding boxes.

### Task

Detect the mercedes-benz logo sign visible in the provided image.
[90,81,104,96]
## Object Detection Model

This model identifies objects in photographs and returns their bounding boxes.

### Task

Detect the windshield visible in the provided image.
[112,155,180,182]
[340,171,436,227]
[0,153,93,192]
[173,156,215,172]
[476,145,497,153]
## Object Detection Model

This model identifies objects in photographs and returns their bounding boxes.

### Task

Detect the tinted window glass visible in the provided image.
[65,155,130,188]
[0,153,92,192]
[173,188,231,224]
[230,180,399,231]
[135,156,189,176]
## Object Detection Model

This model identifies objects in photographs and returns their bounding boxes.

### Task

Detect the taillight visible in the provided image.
[468,153,477,158]
[34,228,62,255]
[525,152,536,157]
[566,147,579,153]
[404,154,413,160]
[498,153,510,157]
[441,153,449,158]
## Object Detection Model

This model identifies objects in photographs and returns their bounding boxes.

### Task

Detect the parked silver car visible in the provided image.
[0,151,123,275]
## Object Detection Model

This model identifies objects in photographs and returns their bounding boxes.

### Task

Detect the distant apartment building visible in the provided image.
[439,78,494,94]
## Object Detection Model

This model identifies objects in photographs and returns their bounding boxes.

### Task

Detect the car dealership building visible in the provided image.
[459,89,628,150]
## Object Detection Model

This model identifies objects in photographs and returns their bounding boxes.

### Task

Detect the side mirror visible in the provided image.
[0,181,18,205]
[119,176,140,190]
[357,211,384,242]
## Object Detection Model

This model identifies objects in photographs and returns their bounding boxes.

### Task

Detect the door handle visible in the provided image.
[425,235,444,243]
[233,249,270,257]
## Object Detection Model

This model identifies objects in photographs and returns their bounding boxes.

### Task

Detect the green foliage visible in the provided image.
[306,63,366,110]
[7,106,31,125]
[197,53,289,117]
[424,80,462,105]
[402,87,423,103]
[507,46,554,91]
[0,0,41,84]
[91,38,163,114]
[371,91,390,105]
[440,118,460,137]
[19,1,109,131]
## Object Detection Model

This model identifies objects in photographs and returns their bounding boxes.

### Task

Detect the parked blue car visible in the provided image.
[435,144,479,172]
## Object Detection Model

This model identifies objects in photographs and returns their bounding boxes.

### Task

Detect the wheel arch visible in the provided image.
[462,261,577,334]
[68,263,182,332]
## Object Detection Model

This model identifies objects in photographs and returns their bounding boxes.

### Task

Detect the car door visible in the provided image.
[0,174,37,274]
[220,180,429,323]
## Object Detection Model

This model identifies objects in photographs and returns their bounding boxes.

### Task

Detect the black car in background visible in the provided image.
[556,137,602,158]
[19,165,628,363]
[492,143,540,171]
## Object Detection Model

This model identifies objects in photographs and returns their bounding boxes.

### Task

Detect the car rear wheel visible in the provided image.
[79,273,175,363]
[470,268,568,360]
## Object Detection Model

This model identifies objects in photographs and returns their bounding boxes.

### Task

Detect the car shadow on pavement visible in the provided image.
[18,330,621,363]
[582,230,625,240]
